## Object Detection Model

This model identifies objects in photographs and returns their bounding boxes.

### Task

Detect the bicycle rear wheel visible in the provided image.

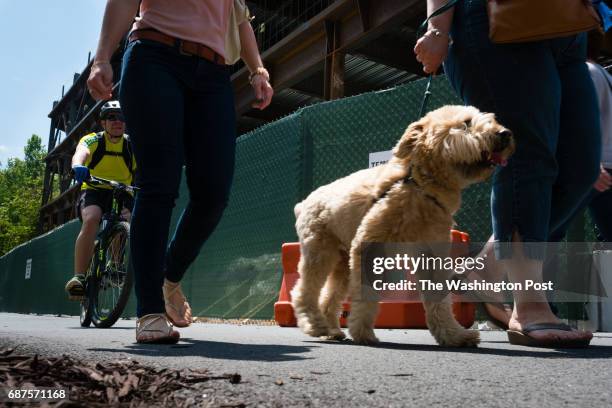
[90,221,133,328]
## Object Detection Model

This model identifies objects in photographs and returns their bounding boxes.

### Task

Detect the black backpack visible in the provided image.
[88,132,135,177]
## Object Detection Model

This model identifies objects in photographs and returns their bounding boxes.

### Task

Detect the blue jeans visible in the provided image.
[444,0,601,259]
[119,39,237,317]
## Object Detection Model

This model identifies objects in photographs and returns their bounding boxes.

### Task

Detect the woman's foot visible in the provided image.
[481,302,512,330]
[136,314,180,344]
[163,279,192,327]
[507,303,592,347]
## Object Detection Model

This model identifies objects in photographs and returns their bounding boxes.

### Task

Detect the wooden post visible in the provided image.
[324,20,345,100]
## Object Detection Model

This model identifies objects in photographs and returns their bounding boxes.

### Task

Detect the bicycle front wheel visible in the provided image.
[80,245,98,328]
[90,221,133,328]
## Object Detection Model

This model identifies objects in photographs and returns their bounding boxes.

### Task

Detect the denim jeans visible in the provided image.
[444,0,601,259]
[119,39,237,317]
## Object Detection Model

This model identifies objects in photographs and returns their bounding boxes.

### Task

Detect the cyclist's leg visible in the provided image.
[110,195,134,264]
[67,190,103,298]
[74,192,103,275]
[120,192,134,222]
[164,62,236,283]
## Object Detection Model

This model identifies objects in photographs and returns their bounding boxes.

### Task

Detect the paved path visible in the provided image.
[1,313,612,407]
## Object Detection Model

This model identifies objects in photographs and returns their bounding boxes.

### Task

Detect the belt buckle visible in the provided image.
[178,40,192,57]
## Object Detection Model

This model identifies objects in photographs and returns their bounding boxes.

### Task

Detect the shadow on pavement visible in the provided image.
[90,338,317,362]
[68,326,134,330]
[302,339,612,359]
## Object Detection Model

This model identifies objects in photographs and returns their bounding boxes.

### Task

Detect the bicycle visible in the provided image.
[79,175,137,328]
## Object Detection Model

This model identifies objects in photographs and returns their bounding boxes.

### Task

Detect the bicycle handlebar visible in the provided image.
[86,175,139,194]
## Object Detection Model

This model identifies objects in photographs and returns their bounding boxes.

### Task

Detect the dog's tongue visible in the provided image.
[490,152,508,167]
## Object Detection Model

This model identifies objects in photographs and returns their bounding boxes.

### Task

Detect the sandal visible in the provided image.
[136,314,180,344]
[507,323,592,348]
[163,280,192,327]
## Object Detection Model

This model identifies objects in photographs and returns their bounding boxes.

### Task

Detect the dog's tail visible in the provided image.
[294,202,303,218]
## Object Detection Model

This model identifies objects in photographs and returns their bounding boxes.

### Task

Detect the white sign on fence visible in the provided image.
[25,258,32,280]
[368,150,392,168]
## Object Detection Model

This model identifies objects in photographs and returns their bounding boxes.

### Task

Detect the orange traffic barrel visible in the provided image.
[274,230,475,328]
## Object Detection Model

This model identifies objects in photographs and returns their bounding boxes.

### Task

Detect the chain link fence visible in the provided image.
[0,75,596,318]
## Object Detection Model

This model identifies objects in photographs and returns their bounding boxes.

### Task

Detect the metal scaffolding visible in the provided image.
[40,0,612,232]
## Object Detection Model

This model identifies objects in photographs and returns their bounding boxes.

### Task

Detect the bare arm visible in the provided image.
[239,21,274,110]
[426,0,454,34]
[239,21,264,73]
[71,144,91,167]
[414,0,455,74]
[87,0,140,100]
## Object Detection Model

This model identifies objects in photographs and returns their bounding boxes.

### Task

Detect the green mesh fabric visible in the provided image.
[0,76,595,318]
[0,220,82,315]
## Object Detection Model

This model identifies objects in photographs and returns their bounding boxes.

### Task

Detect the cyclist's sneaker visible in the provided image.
[65,274,86,301]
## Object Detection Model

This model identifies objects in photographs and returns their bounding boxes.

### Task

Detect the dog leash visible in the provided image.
[372,1,459,208]
[416,0,460,117]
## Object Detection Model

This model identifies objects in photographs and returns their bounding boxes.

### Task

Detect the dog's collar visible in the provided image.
[374,166,448,214]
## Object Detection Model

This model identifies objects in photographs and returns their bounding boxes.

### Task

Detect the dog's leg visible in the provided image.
[422,297,480,347]
[319,253,350,341]
[347,242,380,345]
[291,241,340,338]
[417,245,480,348]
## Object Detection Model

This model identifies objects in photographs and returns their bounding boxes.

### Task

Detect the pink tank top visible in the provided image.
[132,0,232,59]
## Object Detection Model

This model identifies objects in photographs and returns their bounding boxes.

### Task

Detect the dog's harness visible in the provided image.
[373,166,448,214]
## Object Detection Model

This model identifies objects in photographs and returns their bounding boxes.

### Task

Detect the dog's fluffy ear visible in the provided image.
[393,118,426,159]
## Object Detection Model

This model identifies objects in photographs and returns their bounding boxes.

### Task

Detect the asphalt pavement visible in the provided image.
[1,313,612,407]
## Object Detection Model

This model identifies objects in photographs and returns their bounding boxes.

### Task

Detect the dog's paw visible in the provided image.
[349,328,380,345]
[301,321,330,338]
[322,329,346,341]
[435,329,480,348]
[296,314,328,337]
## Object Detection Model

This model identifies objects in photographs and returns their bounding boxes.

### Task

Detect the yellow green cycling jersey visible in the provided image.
[78,132,137,190]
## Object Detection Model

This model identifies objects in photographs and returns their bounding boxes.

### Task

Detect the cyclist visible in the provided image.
[65,100,137,300]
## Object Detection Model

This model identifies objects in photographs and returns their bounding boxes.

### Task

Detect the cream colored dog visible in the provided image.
[291,105,514,347]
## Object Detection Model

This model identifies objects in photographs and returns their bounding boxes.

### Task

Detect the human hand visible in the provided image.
[414,29,451,75]
[594,166,612,192]
[87,61,114,101]
[72,165,90,184]
[250,75,274,110]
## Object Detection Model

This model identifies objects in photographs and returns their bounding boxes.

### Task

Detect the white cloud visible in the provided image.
[0,145,8,152]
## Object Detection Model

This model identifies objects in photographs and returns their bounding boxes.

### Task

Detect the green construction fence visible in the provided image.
[0,75,595,319]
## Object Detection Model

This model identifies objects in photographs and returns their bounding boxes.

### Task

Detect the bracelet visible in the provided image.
[249,67,270,84]
[426,28,453,45]
[92,60,111,67]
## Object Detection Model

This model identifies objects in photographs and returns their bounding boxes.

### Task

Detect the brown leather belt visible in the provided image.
[128,30,226,65]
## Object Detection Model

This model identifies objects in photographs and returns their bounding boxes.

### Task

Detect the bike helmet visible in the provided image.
[99,100,122,120]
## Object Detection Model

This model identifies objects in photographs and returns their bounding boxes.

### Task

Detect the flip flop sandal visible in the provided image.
[507,323,592,348]
[163,281,192,328]
[136,314,180,344]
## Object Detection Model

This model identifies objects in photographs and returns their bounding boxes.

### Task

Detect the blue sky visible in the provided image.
[0,0,106,166]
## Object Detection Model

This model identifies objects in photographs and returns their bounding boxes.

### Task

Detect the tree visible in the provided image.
[0,135,46,256]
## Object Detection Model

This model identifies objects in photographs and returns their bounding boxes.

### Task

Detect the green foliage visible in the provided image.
[0,135,46,256]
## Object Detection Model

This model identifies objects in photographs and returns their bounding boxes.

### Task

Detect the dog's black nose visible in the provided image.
[496,130,513,147]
